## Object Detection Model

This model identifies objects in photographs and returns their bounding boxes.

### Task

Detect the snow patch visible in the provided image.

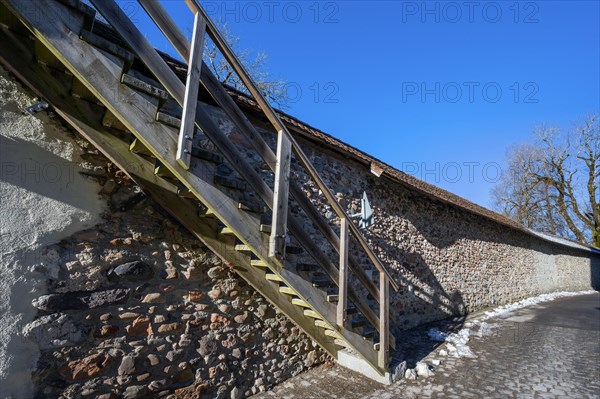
[481,290,596,320]
[429,290,595,361]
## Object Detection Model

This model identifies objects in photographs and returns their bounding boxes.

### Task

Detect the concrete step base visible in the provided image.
[336,349,391,385]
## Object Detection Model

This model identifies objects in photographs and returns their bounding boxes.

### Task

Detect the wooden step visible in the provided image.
[312,278,331,288]
[214,175,247,191]
[35,39,69,71]
[291,298,311,308]
[362,327,375,339]
[278,286,296,296]
[314,319,329,329]
[259,224,271,234]
[352,319,366,329]
[303,309,322,319]
[177,184,196,199]
[102,110,128,132]
[286,246,303,255]
[121,73,169,104]
[334,339,350,348]
[238,202,265,214]
[197,205,216,218]
[265,273,283,282]
[234,244,252,253]
[129,137,153,156]
[218,226,235,236]
[192,148,223,164]
[324,329,342,338]
[154,160,176,179]
[156,111,181,128]
[80,29,134,69]
[325,294,358,315]
[326,294,339,302]
[71,77,99,103]
[250,259,269,268]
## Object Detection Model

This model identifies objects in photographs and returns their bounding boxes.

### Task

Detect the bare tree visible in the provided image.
[202,23,289,109]
[493,114,600,247]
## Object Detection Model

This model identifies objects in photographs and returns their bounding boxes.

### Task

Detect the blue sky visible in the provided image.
[132,1,600,209]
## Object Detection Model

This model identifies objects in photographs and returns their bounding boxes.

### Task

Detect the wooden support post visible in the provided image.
[176,11,205,169]
[269,129,291,261]
[378,273,389,369]
[337,217,349,327]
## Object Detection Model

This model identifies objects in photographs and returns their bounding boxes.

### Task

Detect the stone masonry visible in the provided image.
[1,61,599,399]
[23,150,327,399]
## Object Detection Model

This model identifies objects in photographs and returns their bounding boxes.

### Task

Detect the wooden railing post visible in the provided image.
[269,130,291,261]
[337,217,349,327]
[378,273,389,369]
[176,10,205,169]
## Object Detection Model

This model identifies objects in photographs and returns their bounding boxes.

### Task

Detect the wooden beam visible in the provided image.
[269,129,291,260]
[378,274,389,369]
[337,217,348,328]
[176,10,205,169]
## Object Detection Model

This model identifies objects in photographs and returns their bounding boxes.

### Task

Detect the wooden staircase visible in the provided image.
[0,0,399,381]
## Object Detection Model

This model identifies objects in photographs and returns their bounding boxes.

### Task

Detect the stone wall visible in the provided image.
[202,101,600,333]
[0,65,106,398]
[26,185,325,399]
[1,63,599,399]
[0,67,326,399]
[289,126,600,330]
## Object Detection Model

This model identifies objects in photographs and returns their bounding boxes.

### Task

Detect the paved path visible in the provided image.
[253,293,600,399]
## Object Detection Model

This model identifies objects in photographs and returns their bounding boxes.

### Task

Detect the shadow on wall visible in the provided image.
[385,251,467,369]
[592,255,600,291]
[0,134,101,213]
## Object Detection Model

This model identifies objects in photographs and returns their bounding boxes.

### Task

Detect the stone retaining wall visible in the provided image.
[1,64,598,399]
[0,67,326,399]
[26,183,325,399]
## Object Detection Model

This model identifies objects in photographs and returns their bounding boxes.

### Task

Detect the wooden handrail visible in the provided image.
[184,0,399,291]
